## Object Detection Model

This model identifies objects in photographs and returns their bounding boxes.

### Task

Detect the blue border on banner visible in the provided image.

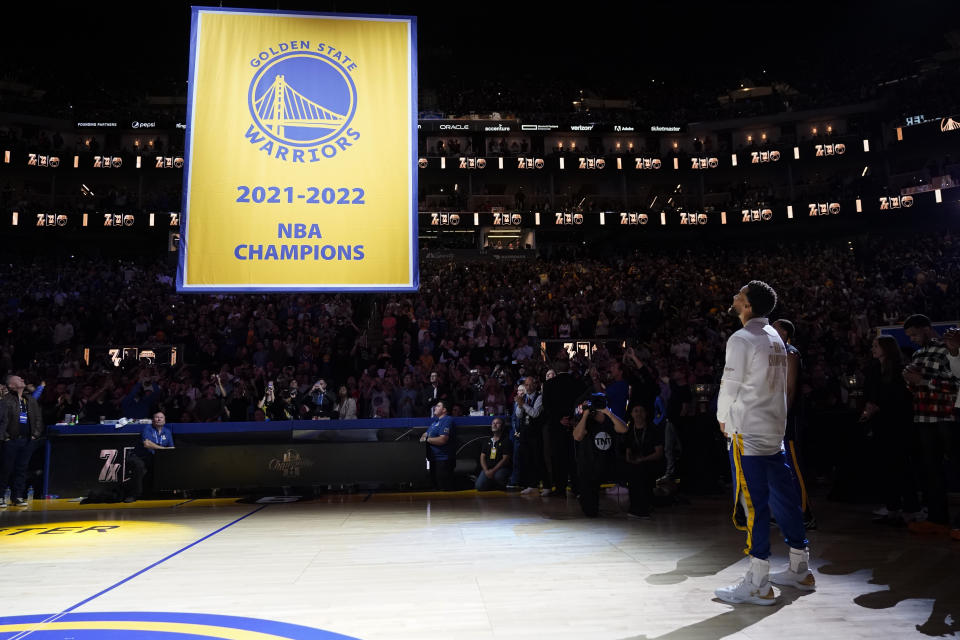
[176,7,419,293]
[409,16,420,291]
[175,6,200,294]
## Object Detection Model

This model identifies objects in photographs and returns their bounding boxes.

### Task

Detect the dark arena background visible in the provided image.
[1,2,959,638]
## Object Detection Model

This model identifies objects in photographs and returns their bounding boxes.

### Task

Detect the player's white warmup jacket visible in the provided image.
[716,317,789,456]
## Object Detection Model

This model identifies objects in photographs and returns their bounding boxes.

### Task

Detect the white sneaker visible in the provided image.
[715,557,777,605]
[769,548,816,591]
[519,487,537,496]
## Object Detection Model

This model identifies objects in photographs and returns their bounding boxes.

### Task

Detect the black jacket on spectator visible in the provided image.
[862,361,913,426]
[626,364,660,416]
[542,373,585,427]
[419,384,448,412]
[0,393,44,440]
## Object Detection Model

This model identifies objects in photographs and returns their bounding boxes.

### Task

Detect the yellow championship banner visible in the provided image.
[177,7,417,292]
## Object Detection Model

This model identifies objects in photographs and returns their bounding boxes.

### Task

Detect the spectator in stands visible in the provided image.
[122,371,162,420]
[223,382,253,422]
[394,373,419,418]
[308,378,336,419]
[52,316,74,346]
[193,383,224,422]
[336,385,357,419]
[260,381,285,420]
[420,371,446,416]
[512,336,533,362]
[481,377,506,415]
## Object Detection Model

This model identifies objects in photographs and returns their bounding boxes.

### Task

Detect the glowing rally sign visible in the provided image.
[177,7,418,292]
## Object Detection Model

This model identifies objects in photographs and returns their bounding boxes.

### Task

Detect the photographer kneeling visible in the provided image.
[572,393,628,517]
[476,417,512,491]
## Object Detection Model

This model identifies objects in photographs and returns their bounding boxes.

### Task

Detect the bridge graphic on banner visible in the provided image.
[253,74,347,138]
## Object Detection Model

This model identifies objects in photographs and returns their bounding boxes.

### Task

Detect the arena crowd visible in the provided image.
[1,230,957,429]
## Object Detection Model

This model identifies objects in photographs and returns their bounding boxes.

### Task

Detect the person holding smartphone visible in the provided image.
[260,381,286,420]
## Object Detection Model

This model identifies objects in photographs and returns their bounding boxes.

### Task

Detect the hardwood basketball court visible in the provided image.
[0,492,957,639]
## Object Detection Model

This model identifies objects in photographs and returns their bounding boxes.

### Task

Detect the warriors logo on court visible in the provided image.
[246,45,360,162]
[0,612,361,640]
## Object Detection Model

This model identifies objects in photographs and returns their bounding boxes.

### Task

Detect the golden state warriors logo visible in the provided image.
[246,43,360,163]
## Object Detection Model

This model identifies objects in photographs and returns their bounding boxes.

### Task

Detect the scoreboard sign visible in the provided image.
[178,7,417,292]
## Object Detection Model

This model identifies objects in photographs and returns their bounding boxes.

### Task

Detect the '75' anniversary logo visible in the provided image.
[244,40,360,163]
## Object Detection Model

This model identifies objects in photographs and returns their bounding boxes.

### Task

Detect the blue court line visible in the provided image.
[362,492,373,502]
[8,504,268,640]
[172,498,196,508]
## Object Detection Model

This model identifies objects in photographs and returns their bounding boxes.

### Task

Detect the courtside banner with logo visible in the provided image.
[177,7,417,292]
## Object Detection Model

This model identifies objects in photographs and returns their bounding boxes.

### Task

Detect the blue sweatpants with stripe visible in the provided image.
[729,436,808,560]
